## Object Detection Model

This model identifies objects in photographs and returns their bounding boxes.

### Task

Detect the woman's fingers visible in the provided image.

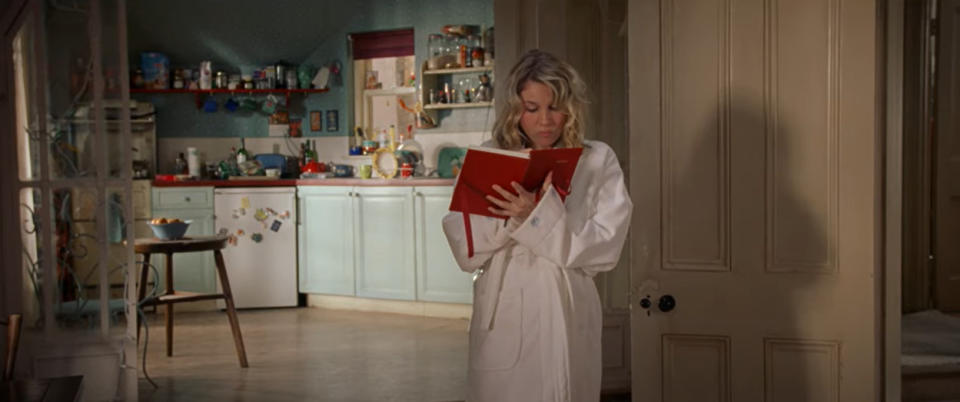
[542,171,554,194]
[488,206,514,216]
[510,181,532,199]
[485,194,513,210]
[491,184,519,202]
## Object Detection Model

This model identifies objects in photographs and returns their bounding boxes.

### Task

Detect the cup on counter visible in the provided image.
[358,164,372,179]
[265,168,281,178]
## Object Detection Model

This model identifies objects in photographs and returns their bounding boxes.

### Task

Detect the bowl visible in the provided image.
[148,220,191,240]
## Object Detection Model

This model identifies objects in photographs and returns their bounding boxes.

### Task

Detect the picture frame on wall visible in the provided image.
[326,110,339,132]
[310,110,322,131]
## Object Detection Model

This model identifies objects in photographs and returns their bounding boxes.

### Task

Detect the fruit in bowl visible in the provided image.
[148,218,191,240]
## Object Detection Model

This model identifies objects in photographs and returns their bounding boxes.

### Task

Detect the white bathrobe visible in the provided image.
[442,140,632,402]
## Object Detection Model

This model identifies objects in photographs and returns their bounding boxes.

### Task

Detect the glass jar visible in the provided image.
[428,34,444,58]
[443,34,460,68]
[214,70,227,89]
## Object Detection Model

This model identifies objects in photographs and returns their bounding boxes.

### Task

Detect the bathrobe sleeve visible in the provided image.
[443,212,521,273]
[509,146,632,276]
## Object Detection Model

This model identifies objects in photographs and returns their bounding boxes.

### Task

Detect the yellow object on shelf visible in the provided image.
[372,148,399,179]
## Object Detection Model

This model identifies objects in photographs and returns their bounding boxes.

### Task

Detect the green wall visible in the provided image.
[126,0,493,138]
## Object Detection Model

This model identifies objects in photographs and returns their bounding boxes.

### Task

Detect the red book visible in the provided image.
[448,146,583,256]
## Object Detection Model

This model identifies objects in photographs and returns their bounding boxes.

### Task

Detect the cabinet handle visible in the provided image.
[184,196,191,202]
[415,192,423,197]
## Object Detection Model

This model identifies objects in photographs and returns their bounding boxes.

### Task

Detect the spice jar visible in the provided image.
[214,70,227,89]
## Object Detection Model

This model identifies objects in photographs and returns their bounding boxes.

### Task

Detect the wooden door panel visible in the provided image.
[662,335,731,402]
[763,339,840,402]
[661,0,730,272]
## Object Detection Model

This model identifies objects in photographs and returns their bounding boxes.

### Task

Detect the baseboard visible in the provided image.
[306,294,472,320]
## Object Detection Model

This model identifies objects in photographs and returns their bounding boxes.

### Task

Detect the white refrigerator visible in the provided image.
[214,187,298,308]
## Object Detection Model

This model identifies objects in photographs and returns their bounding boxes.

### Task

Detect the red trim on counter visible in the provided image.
[152,178,454,187]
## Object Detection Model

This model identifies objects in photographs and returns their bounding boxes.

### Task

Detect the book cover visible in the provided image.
[448,146,583,256]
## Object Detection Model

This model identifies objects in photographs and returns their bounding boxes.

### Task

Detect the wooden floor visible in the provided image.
[137,307,469,402]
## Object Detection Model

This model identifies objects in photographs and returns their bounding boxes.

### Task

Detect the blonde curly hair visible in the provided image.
[493,49,587,150]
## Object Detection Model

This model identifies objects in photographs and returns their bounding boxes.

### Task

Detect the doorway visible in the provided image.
[901,0,960,399]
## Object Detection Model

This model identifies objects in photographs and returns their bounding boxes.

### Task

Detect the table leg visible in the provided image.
[214,250,248,368]
[165,252,174,357]
[137,253,151,341]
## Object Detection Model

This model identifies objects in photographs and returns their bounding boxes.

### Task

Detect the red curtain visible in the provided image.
[351,28,415,60]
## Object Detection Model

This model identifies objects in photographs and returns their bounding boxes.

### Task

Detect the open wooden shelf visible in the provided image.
[423,101,493,110]
[421,65,494,75]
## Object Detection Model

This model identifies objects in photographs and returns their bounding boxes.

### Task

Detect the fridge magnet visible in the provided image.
[254,208,269,222]
[241,197,250,209]
[271,220,282,232]
[266,208,278,216]
[280,210,290,220]
[239,208,246,216]
[218,228,229,236]
[236,229,245,236]
[310,111,322,132]
[250,233,263,243]
[326,109,339,132]
[228,235,238,246]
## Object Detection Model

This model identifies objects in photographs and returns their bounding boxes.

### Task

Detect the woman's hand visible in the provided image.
[486,172,553,222]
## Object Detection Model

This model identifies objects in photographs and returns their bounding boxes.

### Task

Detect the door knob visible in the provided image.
[658,294,676,312]
[639,296,652,309]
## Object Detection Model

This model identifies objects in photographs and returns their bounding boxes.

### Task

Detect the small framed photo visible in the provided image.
[310,110,322,132]
[326,109,339,132]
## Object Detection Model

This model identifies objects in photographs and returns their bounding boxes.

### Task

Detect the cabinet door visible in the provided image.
[298,186,355,295]
[414,186,472,303]
[354,187,416,300]
[149,209,216,294]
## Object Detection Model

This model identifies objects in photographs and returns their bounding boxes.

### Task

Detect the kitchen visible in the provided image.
[3,0,634,400]
[126,0,495,400]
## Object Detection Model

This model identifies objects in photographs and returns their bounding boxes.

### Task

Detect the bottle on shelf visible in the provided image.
[305,140,317,163]
[237,138,250,165]
[175,152,188,174]
[388,125,397,151]
[299,142,307,167]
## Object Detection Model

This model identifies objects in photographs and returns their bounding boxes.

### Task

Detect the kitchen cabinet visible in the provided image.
[414,186,472,303]
[297,185,470,304]
[354,187,416,300]
[151,186,217,293]
[298,186,355,296]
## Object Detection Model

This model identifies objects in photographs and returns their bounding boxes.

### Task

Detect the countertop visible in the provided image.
[152,177,455,187]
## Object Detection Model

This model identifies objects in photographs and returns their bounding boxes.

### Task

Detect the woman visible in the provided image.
[442,49,632,401]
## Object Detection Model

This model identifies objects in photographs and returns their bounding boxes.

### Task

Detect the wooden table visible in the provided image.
[0,375,83,402]
[135,235,248,368]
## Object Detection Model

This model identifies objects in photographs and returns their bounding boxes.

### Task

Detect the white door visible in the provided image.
[628,0,881,400]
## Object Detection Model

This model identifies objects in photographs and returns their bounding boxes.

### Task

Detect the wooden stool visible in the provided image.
[134,235,248,368]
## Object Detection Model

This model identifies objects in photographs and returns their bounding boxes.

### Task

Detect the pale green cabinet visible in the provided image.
[151,187,216,293]
[414,186,472,303]
[297,185,470,304]
[298,186,355,295]
[354,187,416,300]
